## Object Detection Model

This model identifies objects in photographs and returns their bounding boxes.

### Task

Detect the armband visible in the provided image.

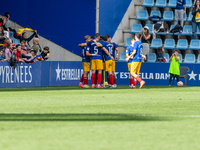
[92,54,96,56]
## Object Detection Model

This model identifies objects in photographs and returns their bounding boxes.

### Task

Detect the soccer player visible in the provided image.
[78,35,96,88]
[105,35,119,88]
[126,33,146,89]
[79,33,114,88]
[126,37,136,89]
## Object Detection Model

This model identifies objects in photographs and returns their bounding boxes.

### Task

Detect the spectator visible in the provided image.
[174,0,186,27]
[21,40,27,50]
[41,46,50,61]
[192,0,200,39]
[30,49,36,57]
[4,12,10,30]
[10,48,17,70]
[0,26,6,44]
[140,26,151,62]
[4,42,12,60]
[169,50,180,86]
[16,31,37,46]
[32,38,41,55]
[26,47,32,57]
[15,44,24,63]
[157,47,167,63]
[0,15,7,29]
[0,49,4,62]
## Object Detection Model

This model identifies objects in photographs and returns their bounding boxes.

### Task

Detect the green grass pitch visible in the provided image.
[0,86,200,150]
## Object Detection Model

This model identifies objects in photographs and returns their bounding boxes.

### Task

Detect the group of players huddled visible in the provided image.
[78,32,146,89]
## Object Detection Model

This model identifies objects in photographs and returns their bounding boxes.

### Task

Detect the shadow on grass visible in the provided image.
[0,113,171,121]
[0,85,189,92]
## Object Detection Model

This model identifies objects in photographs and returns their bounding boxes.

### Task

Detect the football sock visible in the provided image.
[135,76,142,83]
[101,77,104,85]
[133,80,137,86]
[95,77,98,85]
[130,78,134,86]
[114,78,116,84]
[98,74,102,85]
[110,74,114,85]
[84,77,88,85]
[80,74,84,83]
[91,73,95,86]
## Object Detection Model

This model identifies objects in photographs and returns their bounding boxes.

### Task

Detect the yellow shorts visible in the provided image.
[131,62,141,74]
[91,59,103,70]
[105,60,115,72]
[128,63,131,72]
[82,62,90,72]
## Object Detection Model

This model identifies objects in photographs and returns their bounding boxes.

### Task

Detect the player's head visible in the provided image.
[95,33,101,40]
[106,35,111,42]
[173,50,179,56]
[0,48,3,56]
[102,35,108,42]
[131,37,136,45]
[84,35,91,42]
[90,35,93,41]
[135,33,142,41]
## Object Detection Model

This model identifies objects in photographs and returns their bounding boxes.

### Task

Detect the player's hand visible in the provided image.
[111,56,114,61]
[95,53,98,56]
[115,55,119,60]
[184,10,186,14]
[126,58,129,62]
[143,56,147,61]
[93,40,96,42]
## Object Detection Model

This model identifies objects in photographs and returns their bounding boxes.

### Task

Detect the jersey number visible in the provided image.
[94,46,98,53]
[82,49,85,57]
[108,47,113,54]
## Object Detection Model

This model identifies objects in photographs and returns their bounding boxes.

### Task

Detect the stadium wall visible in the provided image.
[0,62,199,87]
[0,0,96,59]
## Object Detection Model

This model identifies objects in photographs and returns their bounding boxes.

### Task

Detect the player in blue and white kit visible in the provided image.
[126,33,146,89]
[126,37,136,89]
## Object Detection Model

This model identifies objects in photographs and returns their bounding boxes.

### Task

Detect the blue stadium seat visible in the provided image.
[167,0,176,8]
[147,53,156,62]
[145,24,153,34]
[183,54,196,63]
[150,39,162,49]
[118,52,126,62]
[154,0,166,7]
[188,40,200,50]
[14,39,20,45]
[135,10,148,21]
[186,0,192,8]
[175,39,188,50]
[9,31,14,41]
[178,54,183,63]
[142,0,154,7]
[150,11,161,21]
[197,27,200,36]
[124,38,131,48]
[163,53,169,62]
[130,24,142,34]
[161,11,174,21]
[196,54,200,63]
[181,25,192,36]
[168,25,178,35]
[163,39,175,50]
[187,12,193,22]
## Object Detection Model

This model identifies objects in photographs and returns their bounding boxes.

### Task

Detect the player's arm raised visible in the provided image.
[102,47,114,61]
[78,43,87,47]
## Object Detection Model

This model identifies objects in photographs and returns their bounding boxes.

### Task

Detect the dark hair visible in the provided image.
[135,33,142,39]
[95,33,101,38]
[4,12,9,18]
[90,35,93,39]
[16,44,21,48]
[22,32,26,37]
[195,0,200,9]
[131,36,136,41]
[0,48,3,52]
[43,46,49,51]
[106,35,110,38]
[102,35,108,41]
[0,26,4,35]
[21,40,26,44]
[158,46,164,56]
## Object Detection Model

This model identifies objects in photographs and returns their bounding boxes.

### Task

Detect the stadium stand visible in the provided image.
[118,52,126,62]
[142,0,154,15]
[130,24,142,34]
[124,38,132,48]
[196,54,200,63]
[167,0,176,8]
[150,11,161,21]
[183,54,196,63]
[135,10,148,26]
[163,39,175,50]
[145,24,153,34]
[187,12,193,22]
[150,39,162,49]
[186,0,192,8]
[147,53,156,62]
[175,39,188,50]
[154,0,167,7]
[181,25,192,36]
[161,11,174,21]
[163,53,169,62]
[188,39,200,57]
[178,54,183,63]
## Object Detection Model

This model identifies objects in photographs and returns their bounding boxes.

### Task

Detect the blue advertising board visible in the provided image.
[0,61,200,87]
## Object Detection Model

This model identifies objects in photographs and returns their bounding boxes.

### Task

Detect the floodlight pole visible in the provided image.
[96,0,99,33]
